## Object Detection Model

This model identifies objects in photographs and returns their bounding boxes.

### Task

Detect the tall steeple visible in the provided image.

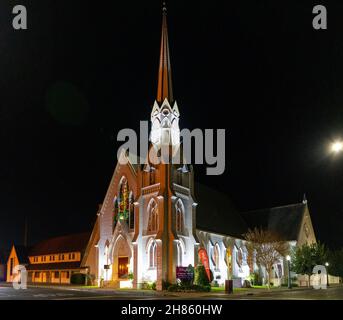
[150,1,180,148]
[156,2,174,105]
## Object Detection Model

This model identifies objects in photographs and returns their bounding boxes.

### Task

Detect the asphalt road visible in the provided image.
[0,283,342,300]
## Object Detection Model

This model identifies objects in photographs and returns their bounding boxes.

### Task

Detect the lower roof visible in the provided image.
[241,203,306,241]
[26,262,83,271]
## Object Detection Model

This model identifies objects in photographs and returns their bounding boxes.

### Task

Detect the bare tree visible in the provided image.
[244,228,289,289]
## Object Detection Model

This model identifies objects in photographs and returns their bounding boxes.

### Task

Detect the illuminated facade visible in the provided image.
[82,5,317,290]
[6,233,89,284]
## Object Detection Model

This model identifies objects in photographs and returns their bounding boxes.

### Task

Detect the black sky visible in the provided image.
[0,0,343,251]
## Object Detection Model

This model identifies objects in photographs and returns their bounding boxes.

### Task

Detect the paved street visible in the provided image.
[0,283,343,300]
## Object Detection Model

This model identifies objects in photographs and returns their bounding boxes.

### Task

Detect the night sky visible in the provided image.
[1,0,343,252]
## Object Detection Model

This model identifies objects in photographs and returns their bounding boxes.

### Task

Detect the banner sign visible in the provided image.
[198,248,211,281]
[226,247,232,279]
[176,267,194,282]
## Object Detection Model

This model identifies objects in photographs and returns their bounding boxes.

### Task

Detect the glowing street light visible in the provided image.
[286,255,292,289]
[325,262,330,287]
[331,141,343,154]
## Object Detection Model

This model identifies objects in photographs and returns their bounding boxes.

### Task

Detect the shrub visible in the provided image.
[249,272,262,286]
[194,265,210,287]
[162,280,172,290]
[167,284,180,292]
[70,273,91,285]
[151,282,157,291]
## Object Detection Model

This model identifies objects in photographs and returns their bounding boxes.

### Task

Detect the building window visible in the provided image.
[116,177,130,223]
[54,271,59,278]
[129,192,135,230]
[10,258,14,276]
[175,200,184,233]
[35,272,40,278]
[177,242,183,267]
[150,167,156,185]
[149,241,157,269]
[147,199,158,232]
[213,243,220,270]
[71,253,75,260]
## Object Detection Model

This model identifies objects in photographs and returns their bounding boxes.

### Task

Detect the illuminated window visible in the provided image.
[175,200,184,233]
[129,192,135,230]
[149,241,157,269]
[147,199,158,232]
[213,243,220,270]
[10,258,14,276]
[117,177,130,222]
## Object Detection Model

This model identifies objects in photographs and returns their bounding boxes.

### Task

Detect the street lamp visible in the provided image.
[286,255,292,289]
[325,262,329,287]
[331,141,343,154]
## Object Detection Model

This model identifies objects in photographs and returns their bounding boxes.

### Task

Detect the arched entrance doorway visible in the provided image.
[112,235,132,283]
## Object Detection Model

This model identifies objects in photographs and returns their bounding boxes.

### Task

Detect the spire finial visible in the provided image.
[156,0,174,104]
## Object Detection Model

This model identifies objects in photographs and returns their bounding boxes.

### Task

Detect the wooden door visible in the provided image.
[118,257,129,278]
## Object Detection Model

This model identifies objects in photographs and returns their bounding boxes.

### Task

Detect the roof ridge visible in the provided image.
[32,231,90,244]
[242,202,305,215]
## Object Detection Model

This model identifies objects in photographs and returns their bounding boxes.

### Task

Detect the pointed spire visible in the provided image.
[157,1,174,104]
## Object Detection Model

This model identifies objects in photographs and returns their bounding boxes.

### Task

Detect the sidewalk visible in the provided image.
[2,281,341,299]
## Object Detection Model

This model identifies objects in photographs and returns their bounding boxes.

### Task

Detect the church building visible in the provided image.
[81,4,317,291]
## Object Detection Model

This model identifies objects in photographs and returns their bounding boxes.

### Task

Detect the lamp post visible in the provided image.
[325,262,329,287]
[286,255,292,289]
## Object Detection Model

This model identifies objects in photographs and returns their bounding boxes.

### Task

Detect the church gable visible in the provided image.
[96,150,138,257]
[296,204,317,246]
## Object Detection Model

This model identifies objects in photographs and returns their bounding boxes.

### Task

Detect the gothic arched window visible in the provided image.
[213,243,220,270]
[117,177,130,222]
[147,199,158,232]
[175,200,184,233]
[149,241,157,269]
[129,192,134,230]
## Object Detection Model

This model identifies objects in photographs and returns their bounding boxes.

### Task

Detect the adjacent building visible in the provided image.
[0,251,7,282]
[7,233,90,284]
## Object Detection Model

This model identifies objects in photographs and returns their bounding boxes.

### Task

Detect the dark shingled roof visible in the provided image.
[241,203,306,241]
[28,232,90,256]
[195,183,248,238]
[14,246,30,264]
[26,262,83,271]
